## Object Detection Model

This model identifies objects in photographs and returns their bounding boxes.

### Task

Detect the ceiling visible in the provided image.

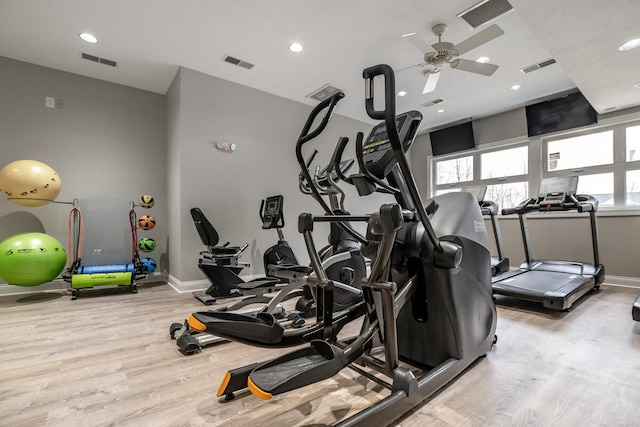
[1,0,638,131]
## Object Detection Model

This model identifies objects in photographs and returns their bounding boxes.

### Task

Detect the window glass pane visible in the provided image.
[626,125,640,162]
[486,181,528,210]
[547,131,613,171]
[481,146,528,179]
[626,170,640,205]
[577,173,613,206]
[435,156,473,185]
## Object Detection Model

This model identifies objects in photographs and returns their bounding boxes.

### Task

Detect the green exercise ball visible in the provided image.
[0,232,67,286]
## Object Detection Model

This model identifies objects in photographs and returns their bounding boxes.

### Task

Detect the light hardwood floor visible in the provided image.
[1,283,639,426]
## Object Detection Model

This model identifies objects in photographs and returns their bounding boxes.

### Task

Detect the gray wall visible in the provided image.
[411,107,640,281]
[0,57,167,288]
[166,67,392,285]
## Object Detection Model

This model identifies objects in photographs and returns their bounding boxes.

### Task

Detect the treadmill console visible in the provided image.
[362,110,422,179]
[541,191,568,210]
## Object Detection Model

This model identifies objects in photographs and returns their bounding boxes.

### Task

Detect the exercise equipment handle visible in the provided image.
[362,64,442,252]
[296,92,345,216]
[298,91,345,145]
[333,137,353,185]
[363,65,400,151]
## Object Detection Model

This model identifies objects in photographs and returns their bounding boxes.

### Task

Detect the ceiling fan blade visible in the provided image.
[403,33,436,55]
[451,58,499,76]
[395,62,423,73]
[422,70,441,94]
[453,24,504,55]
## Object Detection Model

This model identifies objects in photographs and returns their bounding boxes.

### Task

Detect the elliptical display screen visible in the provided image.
[362,111,422,178]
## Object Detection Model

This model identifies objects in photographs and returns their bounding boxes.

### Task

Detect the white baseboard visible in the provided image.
[3,273,638,297]
[603,275,640,289]
[167,274,262,293]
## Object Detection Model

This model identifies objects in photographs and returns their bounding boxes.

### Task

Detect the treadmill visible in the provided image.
[492,176,604,310]
[462,185,510,276]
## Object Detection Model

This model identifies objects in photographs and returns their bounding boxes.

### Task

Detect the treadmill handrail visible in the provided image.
[502,193,599,215]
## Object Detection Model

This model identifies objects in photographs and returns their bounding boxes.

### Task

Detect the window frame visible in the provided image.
[430,140,530,208]
[428,118,640,213]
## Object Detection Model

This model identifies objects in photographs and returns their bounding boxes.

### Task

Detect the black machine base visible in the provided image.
[633,295,640,321]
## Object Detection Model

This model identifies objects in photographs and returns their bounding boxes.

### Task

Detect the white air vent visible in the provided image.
[222,55,254,70]
[82,53,117,67]
[521,58,556,73]
[421,98,446,108]
[458,0,513,29]
[307,84,342,102]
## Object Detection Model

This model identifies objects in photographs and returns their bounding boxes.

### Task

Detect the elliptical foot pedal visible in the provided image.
[188,311,284,344]
[247,340,345,399]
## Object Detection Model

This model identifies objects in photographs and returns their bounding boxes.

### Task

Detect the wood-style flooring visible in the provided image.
[1,283,639,426]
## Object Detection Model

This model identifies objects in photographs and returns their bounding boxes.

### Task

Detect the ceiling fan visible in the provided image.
[403,23,504,93]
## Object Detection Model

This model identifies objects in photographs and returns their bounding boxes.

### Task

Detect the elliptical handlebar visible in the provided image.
[333,137,353,185]
[296,92,345,215]
[362,64,442,252]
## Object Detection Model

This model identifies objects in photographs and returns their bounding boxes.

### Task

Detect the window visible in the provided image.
[626,125,640,162]
[625,170,640,205]
[486,182,528,211]
[481,146,528,179]
[577,173,614,206]
[435,156,473,185]
[546,131,613,171]
[432,144,529,210]
[429,120,640,211]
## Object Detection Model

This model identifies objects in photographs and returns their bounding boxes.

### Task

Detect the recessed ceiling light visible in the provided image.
[289,43,303,53]
[79,32,98,43]
[397,91,407,97]
[510,84,522,91]
[618,38,640,51]
[476,56,490,63]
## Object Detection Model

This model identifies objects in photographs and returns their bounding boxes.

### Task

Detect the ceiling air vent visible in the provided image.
[521,58,557,73]
[222,55,254,70]
[421,98,446,108]
[307,84,342,102]
[82,53,117,67]
[458,0,513,29]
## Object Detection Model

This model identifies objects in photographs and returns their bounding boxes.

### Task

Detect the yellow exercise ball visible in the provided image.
[0,160,62,207]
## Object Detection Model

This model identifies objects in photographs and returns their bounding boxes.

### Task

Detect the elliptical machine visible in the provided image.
[212,65,497,426]
[171,95,368,355]
[260,195,299,270]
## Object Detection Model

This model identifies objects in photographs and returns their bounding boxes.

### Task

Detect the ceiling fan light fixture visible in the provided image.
[618,38,640,51]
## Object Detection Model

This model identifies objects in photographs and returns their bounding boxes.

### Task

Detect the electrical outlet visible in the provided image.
[55,98,64,109]
[45,96,55,108]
